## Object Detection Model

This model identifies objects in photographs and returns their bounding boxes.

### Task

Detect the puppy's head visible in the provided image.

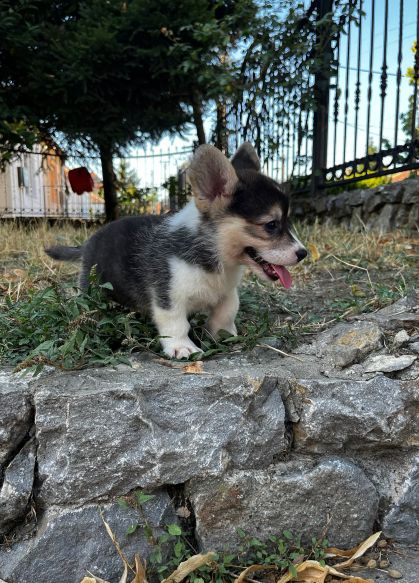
[188,143,307,288]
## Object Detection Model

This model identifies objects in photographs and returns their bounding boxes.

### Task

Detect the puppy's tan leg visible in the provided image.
[152,302,202,359]
[207,289,239,337]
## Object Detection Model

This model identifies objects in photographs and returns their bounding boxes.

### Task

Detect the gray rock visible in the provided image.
[409,342,419,354]
[374,203,397,232]
[401,179,419,204]
[327,194,351,218]
[358,290,419,331]
[34,368,287,505]
[382,455,419,544]
[394,330,410,346]
[290,180,418,231]
[348,189,369,206]
[376,183,404,204]
[188,457,379,549]
[0,491,176,583]
[0,371,33,467]
[394,204,410,228]
[291,377,419,452]
[350,206,363,229]
[311,196,327,214]
[408,203,419,228]
[364,354,417,373]
[394,360,419,381]
[306,321,383,368]
[0,440,36,535]
[365,192,385,214]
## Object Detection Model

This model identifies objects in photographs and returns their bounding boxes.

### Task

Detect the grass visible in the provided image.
[0,219,418,373]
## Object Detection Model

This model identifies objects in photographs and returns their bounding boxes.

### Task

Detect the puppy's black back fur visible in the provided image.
[46,214,220,311]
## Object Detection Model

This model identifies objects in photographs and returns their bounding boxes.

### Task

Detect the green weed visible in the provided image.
[0,273,282,374]
[117,490,328,583]
[0,274,159,374]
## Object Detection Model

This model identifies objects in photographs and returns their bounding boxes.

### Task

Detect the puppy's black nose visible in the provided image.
[296,248,308,262]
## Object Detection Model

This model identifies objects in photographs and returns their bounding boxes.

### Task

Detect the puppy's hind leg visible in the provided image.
[152,302,202,359]
[207,288,239,337]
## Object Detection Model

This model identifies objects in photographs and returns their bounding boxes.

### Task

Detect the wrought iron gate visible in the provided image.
[227,0,419,194]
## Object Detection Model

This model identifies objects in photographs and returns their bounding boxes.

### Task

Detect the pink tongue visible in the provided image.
[272,265,293,288]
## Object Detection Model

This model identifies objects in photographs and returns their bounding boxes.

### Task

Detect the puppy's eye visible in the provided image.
[264,220,279,233]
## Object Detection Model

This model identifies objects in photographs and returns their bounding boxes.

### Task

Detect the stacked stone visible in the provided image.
[0,291,418,583]
[291,177,419,231]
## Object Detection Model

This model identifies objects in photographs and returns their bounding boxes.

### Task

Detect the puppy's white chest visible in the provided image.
[169,257,242,313]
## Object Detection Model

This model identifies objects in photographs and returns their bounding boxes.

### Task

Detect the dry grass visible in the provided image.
[0,220,96,300]
[1,218,417,301]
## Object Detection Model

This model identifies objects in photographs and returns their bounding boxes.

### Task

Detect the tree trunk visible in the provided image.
[100,143,119,222]
[215,100,228,154]
[191,92,206,145]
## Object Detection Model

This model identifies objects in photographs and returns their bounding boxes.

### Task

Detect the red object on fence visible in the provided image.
[68,167,94,195]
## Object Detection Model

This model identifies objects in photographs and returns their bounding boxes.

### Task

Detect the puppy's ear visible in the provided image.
[231,142,261,172]
[188,145,238,213]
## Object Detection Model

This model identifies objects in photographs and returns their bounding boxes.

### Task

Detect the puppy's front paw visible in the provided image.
[161,337,202,359]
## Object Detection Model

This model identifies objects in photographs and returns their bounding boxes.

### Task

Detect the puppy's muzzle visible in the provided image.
[296,248,308,262]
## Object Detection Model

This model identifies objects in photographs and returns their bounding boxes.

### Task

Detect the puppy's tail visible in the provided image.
[45,245,83,261]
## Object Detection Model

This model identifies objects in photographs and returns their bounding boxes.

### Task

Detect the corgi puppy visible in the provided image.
[46,143,307,358]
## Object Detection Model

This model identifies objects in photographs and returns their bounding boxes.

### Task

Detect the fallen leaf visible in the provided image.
[325,546,359,558]
[80,579,99,583]
[276,560,375,583]
[235,564,277,583]
[130,555,147,583]
[276,560,327,583]
[161,552,216,583]
[182,361,204,374]
[176,506,191,519]
[329,571,374,582]
[351,284,366,297]
[308,243,320,262]
[335,532,382,569]
[3,268,27,281]
[84,574,112,583]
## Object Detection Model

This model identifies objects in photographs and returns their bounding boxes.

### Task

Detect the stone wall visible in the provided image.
[0,291,418,583]
[291,177,419,231]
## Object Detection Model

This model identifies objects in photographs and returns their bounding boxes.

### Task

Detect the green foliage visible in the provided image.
[163,176,191,212]
[0,0,257,159]
[115,160,158,215]
[0,272,286,373]
[118,490,328,582]
[0,273,159,375]
[401,42,418,139]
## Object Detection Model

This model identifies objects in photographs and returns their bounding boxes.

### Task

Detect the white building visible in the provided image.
[0,147,104,219]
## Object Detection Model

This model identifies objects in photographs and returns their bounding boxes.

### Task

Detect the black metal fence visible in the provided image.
[228,0,419,194]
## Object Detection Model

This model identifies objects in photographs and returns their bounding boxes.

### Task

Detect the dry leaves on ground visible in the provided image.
[181,361,205,374]
[274,532,381,583]
[161,552,217,583]
[81,522,390,583]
